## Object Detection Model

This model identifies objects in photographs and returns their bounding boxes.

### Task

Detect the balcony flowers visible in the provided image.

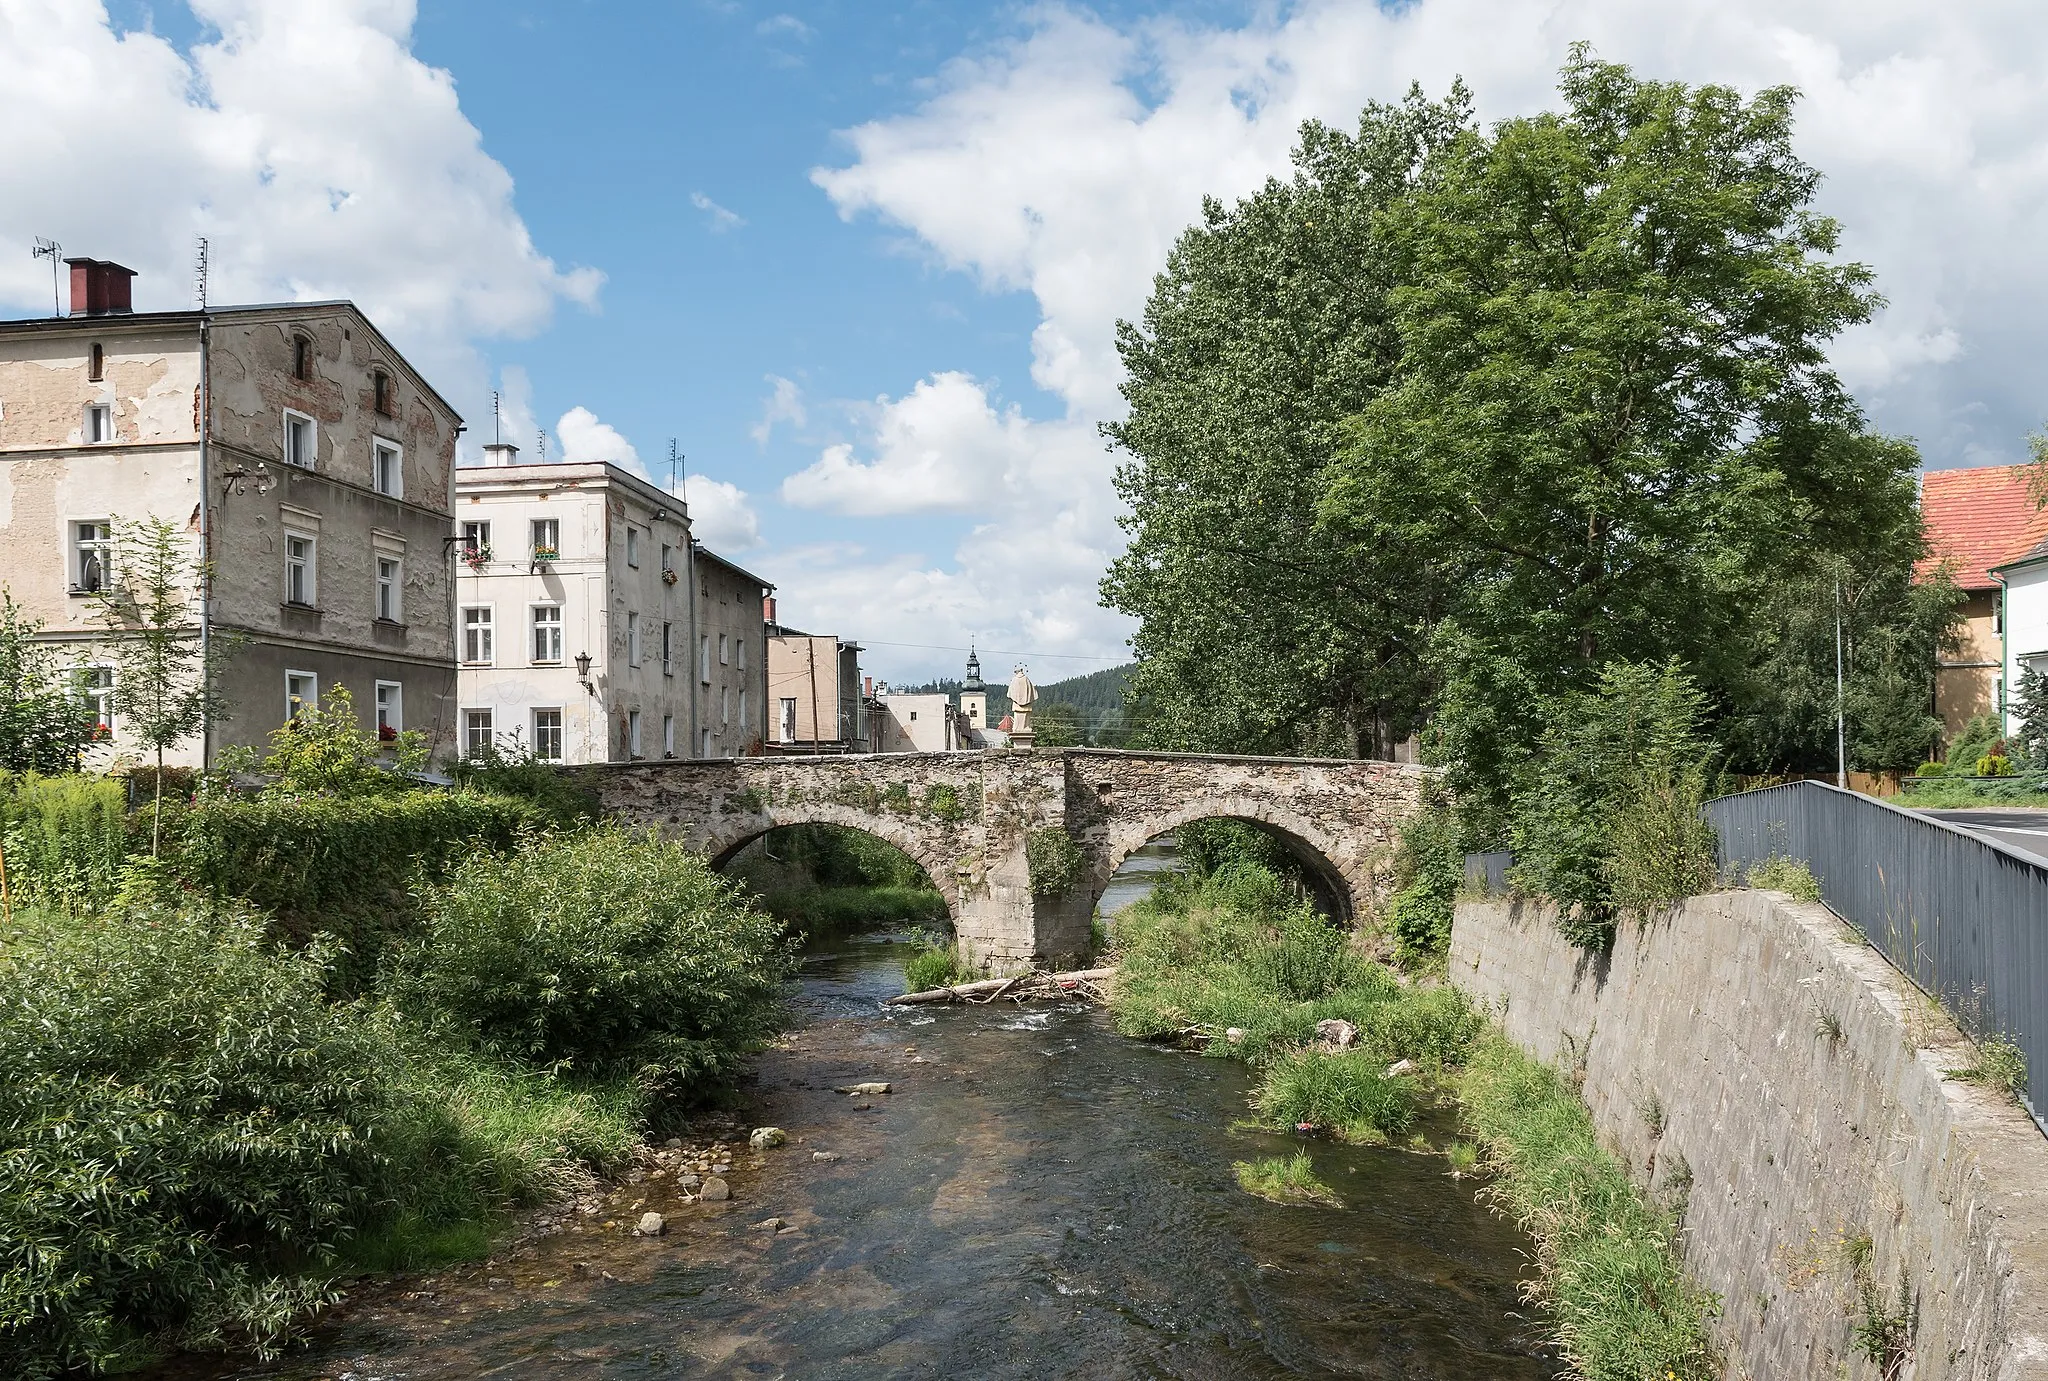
[462,543,492,573]
[662,566,679,586]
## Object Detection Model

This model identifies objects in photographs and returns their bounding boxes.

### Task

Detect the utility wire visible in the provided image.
[856,638,1129,664]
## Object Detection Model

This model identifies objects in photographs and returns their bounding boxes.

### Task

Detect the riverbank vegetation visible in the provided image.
[0,706,791,1377]
[725,822,949,936]
[1109,853,1716,1379]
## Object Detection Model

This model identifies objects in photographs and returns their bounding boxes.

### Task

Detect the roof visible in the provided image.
[455,459,682,523]
[691,543,775,592]
[1920,465,2048,589]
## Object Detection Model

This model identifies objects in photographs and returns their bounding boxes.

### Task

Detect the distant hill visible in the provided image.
[888,661,1135,742]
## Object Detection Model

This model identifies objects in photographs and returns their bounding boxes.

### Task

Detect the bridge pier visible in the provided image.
[592,749,1431,969]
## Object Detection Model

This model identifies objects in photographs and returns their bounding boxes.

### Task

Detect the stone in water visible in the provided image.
[836,1082,891,1095]
[749,1127,787,1150]
[635,1212,666,1236]
[701,1177,731,1201]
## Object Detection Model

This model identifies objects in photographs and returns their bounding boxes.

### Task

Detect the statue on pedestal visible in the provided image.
[1008,664,1037,748]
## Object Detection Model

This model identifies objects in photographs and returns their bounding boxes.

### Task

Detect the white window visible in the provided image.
[719,633,729,666]
[373,440,402,498]
[83,403,112,444]
[721,685,730,726]
[628,708,642,757]
[72,521,112,593]
[284,532,316,606]
[84,665,114,735]
[460,520,491,563]
[533,708,563,761]
[374,681,402,735]
[376,556,402,622]
[531,605,563,664]
[627,612,641,667]
[662,714,674,757]
[660,543,673,579]
[699,634,710,684]
[463,708,494,758]
[737,687,748,733]
[662,621,673,675]
[531,518,559,559]
[285,670,317,722]
[283,410,316,469]
[462,606,494,664]
[626,527,640,567]
[700,727,712,757]
[779,697,796,744]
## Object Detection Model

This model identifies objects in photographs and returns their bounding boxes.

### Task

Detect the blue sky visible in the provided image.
[8,1,2048,682]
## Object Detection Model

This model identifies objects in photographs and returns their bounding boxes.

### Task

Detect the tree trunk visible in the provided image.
[152,745,164,857]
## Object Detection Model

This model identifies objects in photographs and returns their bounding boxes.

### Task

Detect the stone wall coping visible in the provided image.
[586,749,1438,772]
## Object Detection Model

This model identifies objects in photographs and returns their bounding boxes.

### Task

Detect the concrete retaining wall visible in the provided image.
[1452,890,2048,1380]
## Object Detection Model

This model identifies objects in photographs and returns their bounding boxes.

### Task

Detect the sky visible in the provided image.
[4,1,2046,684]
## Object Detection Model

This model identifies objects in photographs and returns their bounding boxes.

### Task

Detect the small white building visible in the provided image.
[452,452,770,762]
[872,691,963,753]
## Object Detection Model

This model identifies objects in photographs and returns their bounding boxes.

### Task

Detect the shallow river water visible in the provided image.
[167,842,1557,1380]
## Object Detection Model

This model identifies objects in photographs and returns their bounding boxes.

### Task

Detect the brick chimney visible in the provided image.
[66,259,135,316]
[763,595,777,625]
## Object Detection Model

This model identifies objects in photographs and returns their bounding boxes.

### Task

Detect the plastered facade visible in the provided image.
[0,304,460,766]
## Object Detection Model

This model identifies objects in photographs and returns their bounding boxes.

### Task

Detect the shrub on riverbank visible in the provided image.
[392,825,792,1095]
[903,931,974,991]
[1459,1031,1718,1380]
[1255,1048,1415,1141]
[0,770,128,914]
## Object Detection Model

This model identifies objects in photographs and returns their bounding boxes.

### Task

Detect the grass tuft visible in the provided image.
[903,932,975,992]
[1744,855,1822,903]
[1256,1048,1415,1140]
[1233,1151,1339,1206]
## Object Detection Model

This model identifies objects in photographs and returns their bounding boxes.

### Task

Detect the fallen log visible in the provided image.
[886,966,1116,1006]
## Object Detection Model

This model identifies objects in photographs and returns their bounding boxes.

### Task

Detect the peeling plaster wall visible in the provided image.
[693,554,768,758]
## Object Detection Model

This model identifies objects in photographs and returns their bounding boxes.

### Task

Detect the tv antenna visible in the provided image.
[193,236,209,309]
[31,238,62,316]
[492,391,501,444]
[668,438,681,496]
[536,426,547,463]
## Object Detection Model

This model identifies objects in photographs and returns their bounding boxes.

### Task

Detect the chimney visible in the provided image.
[864,676,873,697]
[66,259,136,317]
[481,442,520,467]
[763,595,777,625]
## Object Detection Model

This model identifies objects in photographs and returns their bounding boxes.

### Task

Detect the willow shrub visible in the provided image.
[390,826,792,1098]
[0,771,128,914]
[0,905,397,1378]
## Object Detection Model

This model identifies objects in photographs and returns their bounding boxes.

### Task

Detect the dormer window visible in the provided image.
[88,344,104,382]
[292,335,311,381]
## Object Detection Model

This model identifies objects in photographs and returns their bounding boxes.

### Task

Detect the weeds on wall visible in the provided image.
[1744,855,1823,903]
[1025,826,1085,897]
[1386,787,1462,969]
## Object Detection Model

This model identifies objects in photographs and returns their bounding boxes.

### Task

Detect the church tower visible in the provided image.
[960,645,988,739]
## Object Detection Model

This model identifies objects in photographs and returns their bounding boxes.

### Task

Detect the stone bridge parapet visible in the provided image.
[594,749,1431,966]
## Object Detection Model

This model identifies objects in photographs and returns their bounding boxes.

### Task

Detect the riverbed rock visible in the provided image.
[701,1177,731,1201]
[812,1151,841,1162]
[1384,1058,1418,1078]
[752,1217,783,1231]
[836,1082,891,1095]
[664,1137,683,1149]
[635,1211,666,1237]
[749,1127,787,1150]
[1225,1028,1246,1044]
[1315,1019,1359,1049]
[678,1173,702,1189]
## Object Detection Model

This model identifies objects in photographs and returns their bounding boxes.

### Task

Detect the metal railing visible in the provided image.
[1703,779,2048,1132]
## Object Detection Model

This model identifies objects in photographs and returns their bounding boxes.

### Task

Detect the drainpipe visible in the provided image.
[1997,570,2012,739]
[197,312,212,769]
[686,536,700,759]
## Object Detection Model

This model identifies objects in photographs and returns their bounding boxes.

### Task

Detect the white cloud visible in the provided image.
[750,374,806,447]
[554,405,641,470]
[689,190,746,233]
[685,475,763,552]
[788,0,2048,677]
[756,13,812,41]
[0,0,598,435]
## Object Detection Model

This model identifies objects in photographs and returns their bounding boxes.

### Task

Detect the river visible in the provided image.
[164,838,1556,1379]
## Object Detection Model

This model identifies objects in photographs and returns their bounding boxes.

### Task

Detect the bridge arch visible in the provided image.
[1089,797,1365,927]
[700,802,963,924]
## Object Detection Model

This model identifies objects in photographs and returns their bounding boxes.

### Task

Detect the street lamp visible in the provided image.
[575,651,594,696]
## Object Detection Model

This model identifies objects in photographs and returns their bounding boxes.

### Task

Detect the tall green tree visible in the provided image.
[1320,49,1922,827]
[0,591,96,773]
[90,517,230,853]
[1102,83,1474,757]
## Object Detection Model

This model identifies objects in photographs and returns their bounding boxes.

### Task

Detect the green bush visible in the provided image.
[903,932,973,992]
[0,771,128,914]
[1914,759,1948,778]
[1978,753,2015,778]
[1177,818,1296,879]
[1946,713,2001,772]
[1256,1048,1416,1141]
[1387,795,1462,967]
[1745,855,1822,903]
[754,884,950,936]
[1459,1032,1718,1380]
[0,905,398,1377]
[167,791,542,988]
[449,740,598,826]
[390,825,791,1096]
[1025,825,1085,896]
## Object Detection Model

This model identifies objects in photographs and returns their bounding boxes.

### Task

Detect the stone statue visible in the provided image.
[1008,665,1036,748]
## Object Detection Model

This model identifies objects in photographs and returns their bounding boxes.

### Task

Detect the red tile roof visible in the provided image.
[1919,465,2048,590]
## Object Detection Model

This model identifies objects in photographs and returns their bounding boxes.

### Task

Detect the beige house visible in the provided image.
[451,453,770,761]
[766,618,865,752]
[870,690,967,753]
[0,259,462,767]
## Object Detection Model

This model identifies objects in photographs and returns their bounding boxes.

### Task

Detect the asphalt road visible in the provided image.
[1914,808,2048,863]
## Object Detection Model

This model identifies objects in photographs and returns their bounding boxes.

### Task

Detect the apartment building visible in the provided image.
[766,615,866,752]
[452,454,770,761]
[0,259,462,766]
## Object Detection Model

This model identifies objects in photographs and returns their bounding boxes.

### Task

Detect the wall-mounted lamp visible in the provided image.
[219,461,273,498]
[575,651,594,696]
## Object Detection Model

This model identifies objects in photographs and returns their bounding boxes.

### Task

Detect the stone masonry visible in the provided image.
[595,748,1431,966]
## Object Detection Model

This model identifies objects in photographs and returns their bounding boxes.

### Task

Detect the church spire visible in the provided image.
[963,644,984,692]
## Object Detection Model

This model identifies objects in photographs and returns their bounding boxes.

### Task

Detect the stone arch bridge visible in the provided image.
[595,749,1430,967]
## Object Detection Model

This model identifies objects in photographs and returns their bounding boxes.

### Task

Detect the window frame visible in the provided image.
[530,517,560,560]
[627,708,642,759]
[72,520,113,593]
[283,530,317,607]
[461,604,495,666]
[625,527,640,568]
[88,343,104,382]
[530,604,564,666]
[627,611,641,667]
[285,670,318,722]
[661,620,673,676]
[372,369,394,417]
[719,633,729,666]
[699,634,711,685]
[662,713,675,758]
[779,697,797,744]
[83,664,115,736]
[373,680,403,735]
[292,334,312,381]
[372,438,403,499]
[375,554,402,623]
[83,402,112,444]
[737,686,748,733]
[533,708,563,762]
[282,408,317,470]
[463,708,495,759]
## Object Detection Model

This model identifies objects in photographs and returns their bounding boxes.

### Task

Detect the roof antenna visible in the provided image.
[492,390,501,445]
[536,426,546,463]
[193,236,209,310]
[668,438,682,499]
[31,238,61,316]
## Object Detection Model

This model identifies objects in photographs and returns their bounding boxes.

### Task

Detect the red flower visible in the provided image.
[378,723,398,741]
